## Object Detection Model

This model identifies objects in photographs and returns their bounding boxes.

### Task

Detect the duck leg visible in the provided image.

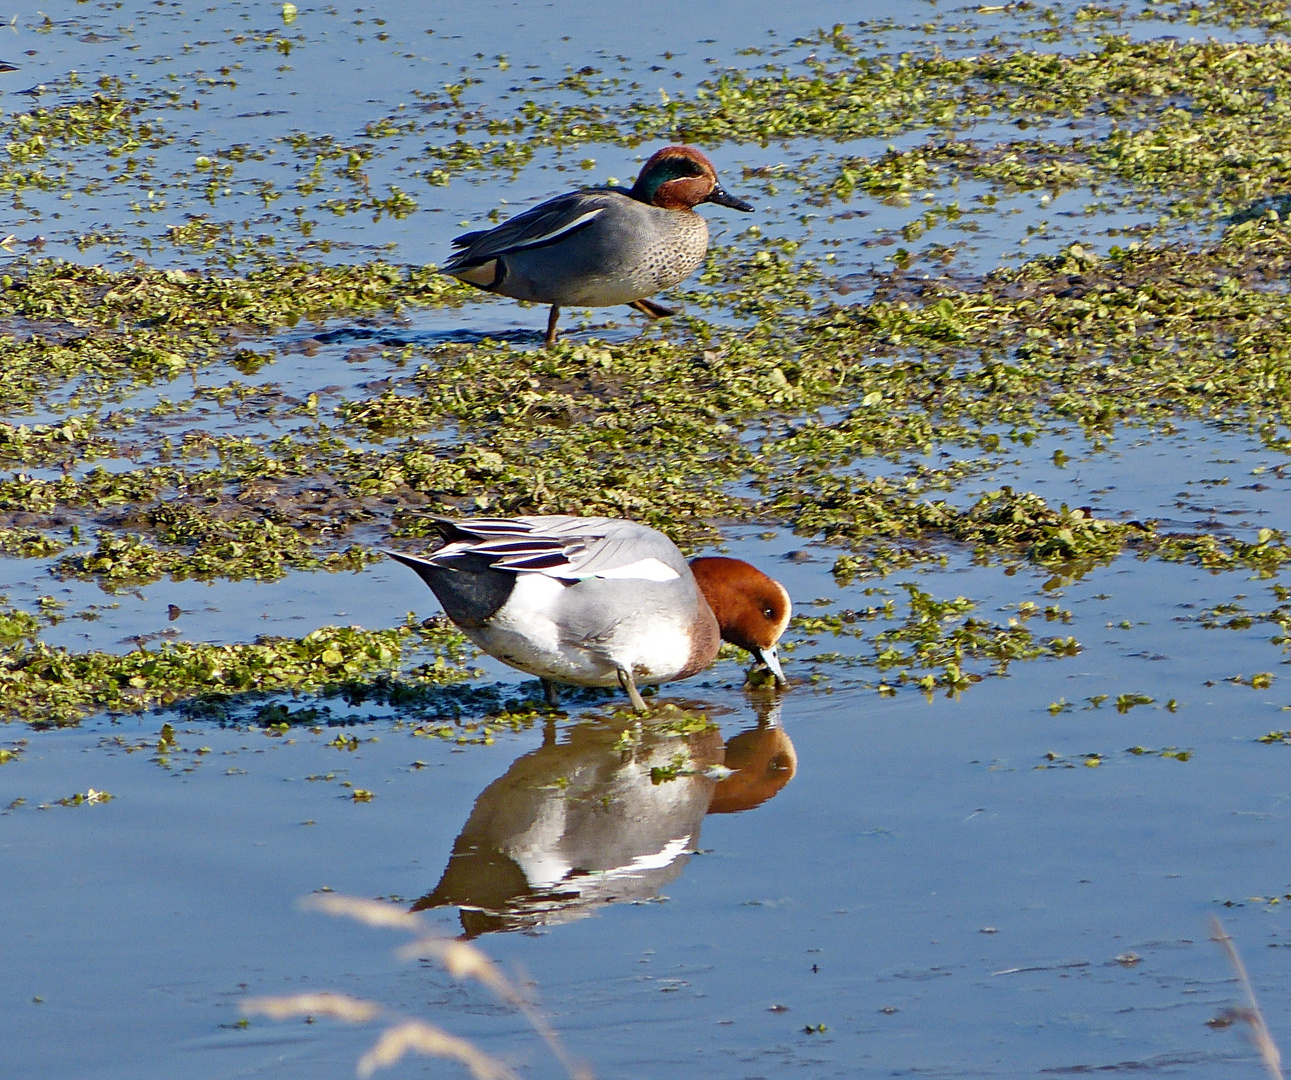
[540,677,561,709]
[616,667,649,714]
[628,298,676,319]
[545,304,561,348]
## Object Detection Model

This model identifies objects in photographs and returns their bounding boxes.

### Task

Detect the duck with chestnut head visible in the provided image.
[386,515,790,712]
[441,145,753,346]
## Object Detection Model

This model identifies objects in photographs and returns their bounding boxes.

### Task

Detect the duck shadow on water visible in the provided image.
[313,325,549,349]
[292,318,660,354]
[412,693,796,938]
[172,665,661,728]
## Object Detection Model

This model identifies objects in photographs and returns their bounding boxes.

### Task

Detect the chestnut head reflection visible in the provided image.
[413,705,794,937]
[707,721,797,815]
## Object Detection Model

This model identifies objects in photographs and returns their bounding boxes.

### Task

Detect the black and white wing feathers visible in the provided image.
[443,193,610,271]
[412,516,685,582]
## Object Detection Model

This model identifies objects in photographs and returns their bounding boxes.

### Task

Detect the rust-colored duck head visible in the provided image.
[689,556,791,685]
[628,145,755,213]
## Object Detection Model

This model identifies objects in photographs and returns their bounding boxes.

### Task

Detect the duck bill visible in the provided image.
[753,644,787,687]
[706,184,754,212]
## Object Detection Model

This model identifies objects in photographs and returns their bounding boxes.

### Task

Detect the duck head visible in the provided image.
[628,145,754,213]
[689,556,791,685]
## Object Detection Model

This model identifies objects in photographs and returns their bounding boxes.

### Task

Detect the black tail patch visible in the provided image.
[386,549,515,630]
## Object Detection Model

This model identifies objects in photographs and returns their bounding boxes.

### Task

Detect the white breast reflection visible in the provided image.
[413,700,795,937]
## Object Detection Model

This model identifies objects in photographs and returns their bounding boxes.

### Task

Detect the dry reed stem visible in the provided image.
[243,992,382,1023]
[357,1020,521,1080]
[400,934,593,1080]
[303,893,420,930]
[1210,916,1285,1080]
[398,935,519,1003]
[297,893,593,1080]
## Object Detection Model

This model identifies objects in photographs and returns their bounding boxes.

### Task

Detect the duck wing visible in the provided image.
[443,193,612,270]
[411,516,686,583]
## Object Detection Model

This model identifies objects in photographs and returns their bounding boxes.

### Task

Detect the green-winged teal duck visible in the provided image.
[442,145,754,346]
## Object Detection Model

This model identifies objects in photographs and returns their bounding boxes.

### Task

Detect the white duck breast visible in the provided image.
[468,571,701,687]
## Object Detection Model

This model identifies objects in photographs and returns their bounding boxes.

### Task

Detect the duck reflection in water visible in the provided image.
[412,699,796,937]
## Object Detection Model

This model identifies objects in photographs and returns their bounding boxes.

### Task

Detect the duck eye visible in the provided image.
[762,605,775,619]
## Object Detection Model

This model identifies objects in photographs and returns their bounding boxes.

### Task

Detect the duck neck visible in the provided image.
[689,557,748,649]
[679,588,721,680]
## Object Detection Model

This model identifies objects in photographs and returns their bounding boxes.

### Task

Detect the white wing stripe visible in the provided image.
[580,558,680,582]
[516,207,605,249]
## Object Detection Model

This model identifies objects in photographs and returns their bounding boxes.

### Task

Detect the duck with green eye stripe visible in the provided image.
[442,146,754,347]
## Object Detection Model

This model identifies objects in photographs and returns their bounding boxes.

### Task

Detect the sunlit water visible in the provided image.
[6,528,1291,1078]
[3,2,1291,1079]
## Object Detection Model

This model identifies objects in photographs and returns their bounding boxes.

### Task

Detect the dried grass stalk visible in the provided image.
[399,935,591,1080]
[398,936,519,1004]
[289,894,593,1080]
[243,992,381,1023]
[303,893,420,930]
[1210,916,1285,1080]
[357,1019,521,1080]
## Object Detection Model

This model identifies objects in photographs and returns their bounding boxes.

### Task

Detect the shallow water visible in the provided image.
[5,537,1291,1078]
[3,1,1291,1078]
[0,0,1210,283]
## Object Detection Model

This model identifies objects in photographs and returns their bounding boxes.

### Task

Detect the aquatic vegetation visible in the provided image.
[49,787,113,806]
[1,2,1290,728]
[790,582,1079,695]
[8,215,1291,588]
[0,620,474,726]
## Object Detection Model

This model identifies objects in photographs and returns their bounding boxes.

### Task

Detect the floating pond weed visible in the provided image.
[0,7,1288,747]
[0,620,475,726]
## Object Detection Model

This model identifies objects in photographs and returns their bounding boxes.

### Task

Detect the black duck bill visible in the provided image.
[706,184,754,212]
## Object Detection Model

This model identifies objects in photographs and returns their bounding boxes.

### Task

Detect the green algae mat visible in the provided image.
[2,3,1291,724]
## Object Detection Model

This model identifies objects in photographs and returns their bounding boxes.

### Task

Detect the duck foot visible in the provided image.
[545,304,561,348]
[540,678,561,709]
[617,667,649,714]
[628,298,676,319]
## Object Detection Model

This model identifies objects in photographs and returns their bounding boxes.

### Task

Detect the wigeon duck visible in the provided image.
[441,145,754,347]
[412,715,725,935]
[386,515,790,712]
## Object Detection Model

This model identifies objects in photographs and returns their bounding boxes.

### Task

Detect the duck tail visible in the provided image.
[384,541,515,630]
